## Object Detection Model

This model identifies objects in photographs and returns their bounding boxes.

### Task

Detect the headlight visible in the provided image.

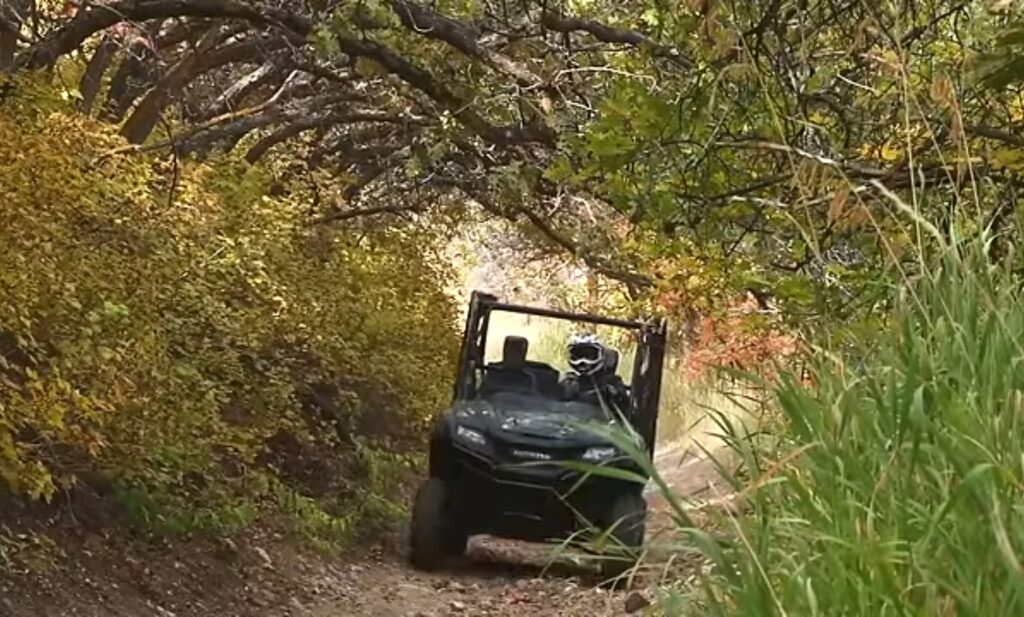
[455,425,487,447]
[581,446,616,461]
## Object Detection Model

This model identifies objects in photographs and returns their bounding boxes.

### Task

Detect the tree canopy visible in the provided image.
[3,0,1023,322]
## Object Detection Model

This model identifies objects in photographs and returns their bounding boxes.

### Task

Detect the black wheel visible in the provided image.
[409,477,467,570]
[598,490,647,579]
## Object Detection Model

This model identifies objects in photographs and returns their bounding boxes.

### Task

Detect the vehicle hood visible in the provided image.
[449,393,614,441]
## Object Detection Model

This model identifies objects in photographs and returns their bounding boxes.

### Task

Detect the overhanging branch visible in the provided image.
[389,0,543,87]
[541,11,693,69]
[12,0,312,71]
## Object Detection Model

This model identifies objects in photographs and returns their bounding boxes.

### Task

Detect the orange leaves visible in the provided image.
[681,293,800,382]
[930,74,955,109]
[930,73,965,142]
[828,186,851,225]
[653,288,686,313]
[828,185,872,230]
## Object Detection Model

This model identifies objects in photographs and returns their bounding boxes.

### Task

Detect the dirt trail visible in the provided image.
[299,441,731,617]
[0,440,729,617]
[303,538,628,617]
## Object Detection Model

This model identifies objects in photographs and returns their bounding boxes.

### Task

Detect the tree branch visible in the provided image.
[13,0,551,148]
[245,110,424,163]
[389,0,542,87]
[120,25,223,144]
[77,35,119,114]
[715,139,889,178]
[102,25,163,121]
[541,11,693,69]
[205,59,284,118]
[121,31,293,144]
[967,125,1024,147]
[439,171,653,290]
[333,35,554,147]
[12,0,311,71]
[0,9,25,70]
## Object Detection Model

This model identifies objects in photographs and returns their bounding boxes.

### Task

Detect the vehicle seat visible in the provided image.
[523,361,562,398]
[479,336,536,396]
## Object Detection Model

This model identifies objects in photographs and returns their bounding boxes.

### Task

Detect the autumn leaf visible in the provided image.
[828,186,851,225]
[930,74,954,108]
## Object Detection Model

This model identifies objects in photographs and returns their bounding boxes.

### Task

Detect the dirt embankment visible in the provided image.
[1,444,733,617]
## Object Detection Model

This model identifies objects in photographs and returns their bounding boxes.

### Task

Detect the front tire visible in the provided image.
[598,490,647,579]
[409,477,467,570]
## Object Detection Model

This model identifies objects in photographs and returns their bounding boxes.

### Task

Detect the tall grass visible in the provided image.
[655,237,1024,615]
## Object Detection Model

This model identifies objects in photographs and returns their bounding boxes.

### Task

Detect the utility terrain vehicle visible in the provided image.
[408,291,667,575]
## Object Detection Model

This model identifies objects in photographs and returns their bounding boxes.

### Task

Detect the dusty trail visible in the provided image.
[302,440,731,617]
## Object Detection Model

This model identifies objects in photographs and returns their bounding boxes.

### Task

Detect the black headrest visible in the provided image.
[502,336,528,369]
[603,347,619,373]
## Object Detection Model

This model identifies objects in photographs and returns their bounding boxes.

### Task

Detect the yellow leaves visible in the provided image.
[992,148,1024,172]
[866,46,903,74]
[0,429,57,501]
[1010,95,1024,122]
[0,82,460,511]
[355,57,387,77]
[720,62,758,83]
[880,142,904,162]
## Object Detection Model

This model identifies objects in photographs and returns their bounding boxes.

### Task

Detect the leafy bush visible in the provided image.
[0,76,459,537]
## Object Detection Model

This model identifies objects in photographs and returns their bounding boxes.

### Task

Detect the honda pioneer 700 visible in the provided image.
[408,291,667,575]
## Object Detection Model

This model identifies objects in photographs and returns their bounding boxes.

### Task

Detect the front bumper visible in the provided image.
[442,441,634,542]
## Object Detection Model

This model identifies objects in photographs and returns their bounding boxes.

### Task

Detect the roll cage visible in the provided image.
[452,291,668,458]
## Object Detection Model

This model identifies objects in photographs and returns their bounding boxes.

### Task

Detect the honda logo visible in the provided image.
[512,449,552,461]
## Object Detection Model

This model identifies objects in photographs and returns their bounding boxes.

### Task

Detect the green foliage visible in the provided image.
[521,0,1024,326]
[0,76,459,540]
[975,15,1024,89]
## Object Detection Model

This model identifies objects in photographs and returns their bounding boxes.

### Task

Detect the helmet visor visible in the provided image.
[569,343,602,361]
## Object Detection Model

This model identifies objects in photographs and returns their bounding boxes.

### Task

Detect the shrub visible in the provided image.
[0,76,458,537]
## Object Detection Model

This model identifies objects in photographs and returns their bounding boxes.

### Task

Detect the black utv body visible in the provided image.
[408,291,667,575]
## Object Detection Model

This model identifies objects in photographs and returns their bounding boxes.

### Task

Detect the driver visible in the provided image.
[560,333,631,414]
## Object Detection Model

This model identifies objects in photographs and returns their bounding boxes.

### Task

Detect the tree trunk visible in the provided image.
[0,0,28,71]
[120,27,221,144]
[77,36,118,115]
[103,41,158,122]
[121,32,289,144]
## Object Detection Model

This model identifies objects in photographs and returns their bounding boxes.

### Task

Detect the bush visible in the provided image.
[0,76,459,537]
